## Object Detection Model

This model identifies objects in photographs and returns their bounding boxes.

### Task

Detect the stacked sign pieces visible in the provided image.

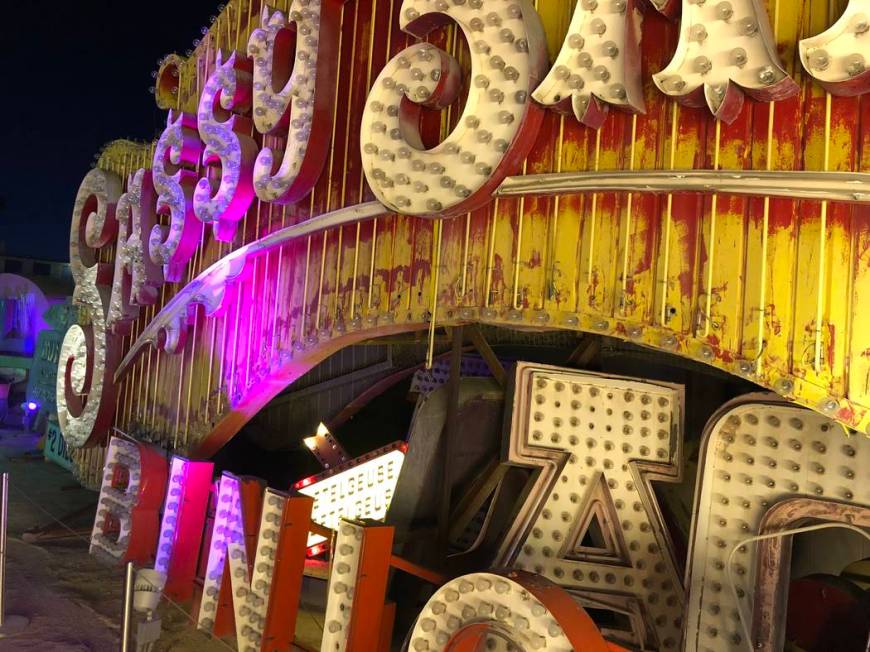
[295,441,407,551]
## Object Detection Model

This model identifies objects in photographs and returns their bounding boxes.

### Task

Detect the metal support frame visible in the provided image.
[448,460,509,543]
[121,561,134,652]
[389,554,447,586]
[567,336,601,368]
[439,326,464,560]
[466,325,506,387]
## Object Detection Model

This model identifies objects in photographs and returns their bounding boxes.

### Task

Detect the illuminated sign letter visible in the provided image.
[685,399,869,651]
[151,111,203,282]
[248,1,341,204]
[532,0,645,129]
[154,456,213,601]
[90,436,168,563]
[194,51,257,241]
[108,169,163,334]
[57,169,122,448]
[197,474,314,650]
[653,0,798,122]
[495,364,685,650]
[409,570,615,651]
[360,0,548,217]
[800,1,870,96]
[322,519,394,652]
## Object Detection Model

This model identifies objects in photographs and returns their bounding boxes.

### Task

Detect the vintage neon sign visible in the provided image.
[295,442,406,549]
[800,0,870,96]
[90,437,168,563]
[92,451,279,647]
[57,169,122,449]
[86,395,868,650]
[57,0,866,451]
[532,0,646,129]
[89,436,405,650]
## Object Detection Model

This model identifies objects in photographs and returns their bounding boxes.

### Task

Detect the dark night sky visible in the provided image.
[0,0,219,262]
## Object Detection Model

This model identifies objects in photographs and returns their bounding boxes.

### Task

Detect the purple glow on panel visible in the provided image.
[155,456,187,576]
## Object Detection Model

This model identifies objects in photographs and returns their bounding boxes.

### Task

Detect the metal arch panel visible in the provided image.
[68,0,870,472]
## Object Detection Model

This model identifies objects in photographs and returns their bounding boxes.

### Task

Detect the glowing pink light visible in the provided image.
[26,401,38,412]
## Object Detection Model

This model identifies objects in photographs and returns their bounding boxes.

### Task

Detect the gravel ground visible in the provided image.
[0,428,326,651]
[0,428,232,651]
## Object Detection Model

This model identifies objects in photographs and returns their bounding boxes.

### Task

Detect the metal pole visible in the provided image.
[121,561,134,652]
[0,472,7,628]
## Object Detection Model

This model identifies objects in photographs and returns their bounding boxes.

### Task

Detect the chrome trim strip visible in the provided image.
[114,201,390,381]
[496,169,870,204]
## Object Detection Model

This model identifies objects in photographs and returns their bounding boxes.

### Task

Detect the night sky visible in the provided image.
[1,0,219,262]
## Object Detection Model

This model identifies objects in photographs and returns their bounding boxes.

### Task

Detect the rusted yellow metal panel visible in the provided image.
[546,119,590,315]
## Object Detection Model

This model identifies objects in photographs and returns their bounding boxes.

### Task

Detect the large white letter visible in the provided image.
[90,437,167,563]
[197,474,313,650]
[107,169,163,334]
[57,169,122,449]
[494,364,686,650]
[360,0,548,218]
[800,0,870,96]
[653,0,798,122]
[154,456,213,601]
[248,1,341,204]
[533,0,646,129]
[685,398,869,651]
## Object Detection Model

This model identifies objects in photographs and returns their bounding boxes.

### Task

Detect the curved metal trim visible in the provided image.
[114,201,389,381]
[495,169,870,204]
[751,498,870,652]
[115,168,870,386]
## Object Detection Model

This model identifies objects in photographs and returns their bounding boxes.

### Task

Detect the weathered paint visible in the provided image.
[75,0,870,479]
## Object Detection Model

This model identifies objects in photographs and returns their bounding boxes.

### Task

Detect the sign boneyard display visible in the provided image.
[89,367,870,651]
[59,0,870,649]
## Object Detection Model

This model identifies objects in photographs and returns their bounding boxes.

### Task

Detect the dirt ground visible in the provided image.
[0,428,242,651]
